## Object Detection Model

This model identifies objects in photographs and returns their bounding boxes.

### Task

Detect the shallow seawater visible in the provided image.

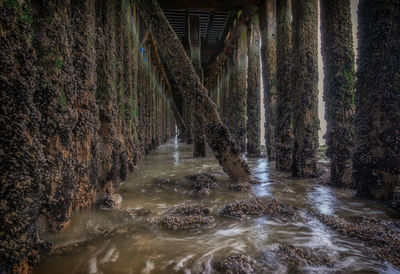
[38,137,400,274]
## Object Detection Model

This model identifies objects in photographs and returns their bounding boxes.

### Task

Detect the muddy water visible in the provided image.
[38,137,399,273]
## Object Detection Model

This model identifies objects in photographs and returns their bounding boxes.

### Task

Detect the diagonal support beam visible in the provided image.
[137,0,252,182]
[206,11,235,66]
[149,37,186,131]
[204,11,215,44]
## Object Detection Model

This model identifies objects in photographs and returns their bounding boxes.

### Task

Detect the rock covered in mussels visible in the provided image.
[100,194,123,209]
[170,204,210,216]
[221,197,300,221]
[191,174,217,190]
[309,210,400,268]
[190,173,218,198]
[152,215,214,230]
[220,254,257,274]
[278,244,334,267]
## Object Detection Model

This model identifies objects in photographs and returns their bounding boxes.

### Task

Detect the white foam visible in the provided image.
[141,260,155,274]
[173,254,195,271]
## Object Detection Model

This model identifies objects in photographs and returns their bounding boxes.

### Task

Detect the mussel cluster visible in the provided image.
[152,215,214,230]
[221,197,300,221]
[220,254,257,274]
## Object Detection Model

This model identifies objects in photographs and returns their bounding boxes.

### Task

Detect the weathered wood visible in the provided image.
[215,71,221,109]
[320,0,355,187]
[189,15,207,157]
[291,0,319,177]
[231,30,248,152]
[222,58,232,127]
[246,15,261,157]
[228,54,237,136]
[275,0,293,171]
[181,103,192,143]
[141,30,150,45]
[136,0,251,182]
[353,0,400,202]
[259,0,277,161]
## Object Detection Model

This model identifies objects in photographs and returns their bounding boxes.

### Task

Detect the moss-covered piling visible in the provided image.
[259,0,277,161]
[320,0,355,187]
[235,30,248,152]
[0,0,176,271]
[275,0,293,171]
[291,0,319,177]
[246,15,261,157]
[353,0,400,203]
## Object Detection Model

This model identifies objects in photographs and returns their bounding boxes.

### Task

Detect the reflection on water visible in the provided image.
[38,139,399,273]
[308,186,336,215]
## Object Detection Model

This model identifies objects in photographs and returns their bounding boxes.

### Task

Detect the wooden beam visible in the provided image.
[158,0,249,10]
[204,11,215,44]
[206,11,236,65]
[184,10,189,41]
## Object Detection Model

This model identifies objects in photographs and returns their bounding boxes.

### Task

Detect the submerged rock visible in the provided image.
[153,177,176,189]
[249,180,261,185]
[170,204,210,216]
[221,197,300,221]
[310,210,400,268]
[229,182,252,191]
[116,208,151,221]
[278,244,334,267]
[220,254,257,274]
[152,215,214,230]
[152,174,217,198]
[192,187,212,198]
[100,194,122,209]
[49,225,135,257]
[154,177,173,184]
[191,173,217,182]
